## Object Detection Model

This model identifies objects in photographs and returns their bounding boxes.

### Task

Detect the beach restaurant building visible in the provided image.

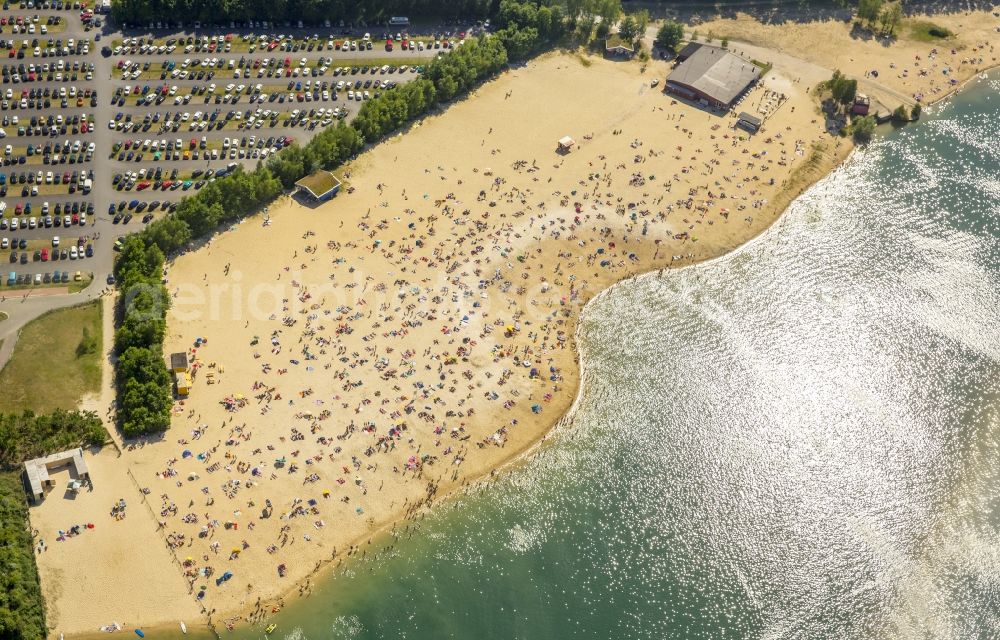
[666,45,761,110]
[294,170,342,202]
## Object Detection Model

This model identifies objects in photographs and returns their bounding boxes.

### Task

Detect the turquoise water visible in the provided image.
[234,76,999,640]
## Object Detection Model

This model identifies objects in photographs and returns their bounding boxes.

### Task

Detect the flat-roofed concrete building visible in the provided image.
[24,448,90,504]
[666,45,761,110]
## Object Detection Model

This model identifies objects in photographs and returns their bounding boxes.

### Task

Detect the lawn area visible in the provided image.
[0,301,102,413]
[907,20,954,42]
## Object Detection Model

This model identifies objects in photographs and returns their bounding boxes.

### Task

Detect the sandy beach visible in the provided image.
[28,13,1000,634]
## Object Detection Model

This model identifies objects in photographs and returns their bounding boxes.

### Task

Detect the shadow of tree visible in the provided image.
[848,20,897,47]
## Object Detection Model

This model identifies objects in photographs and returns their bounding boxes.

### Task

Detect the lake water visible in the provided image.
[234,75,999,640]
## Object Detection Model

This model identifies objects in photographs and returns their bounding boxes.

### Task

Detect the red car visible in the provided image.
[136,182,150,191]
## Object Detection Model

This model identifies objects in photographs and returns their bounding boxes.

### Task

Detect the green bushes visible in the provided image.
[826,70,858,106]
[0,410,105,470]
[850,115,877,142]
[112,1,564,438]
[0,472,46,640]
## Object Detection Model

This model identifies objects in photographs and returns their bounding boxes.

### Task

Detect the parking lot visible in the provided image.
[1,3,475,294]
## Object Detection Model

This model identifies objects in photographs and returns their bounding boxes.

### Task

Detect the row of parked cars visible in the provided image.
[112,133,294,163]
[0,209,90,230]
[1,198,92,217]
[9,241,92,263]
[2,59,94,81]
[110,106,281,133]
[1,112,94,137]
[1,167,91,184]
[3,140,95,159]
[115,162,240,192]
[2,35,89,57]
[5,1,85,11]
[6,270,84,285]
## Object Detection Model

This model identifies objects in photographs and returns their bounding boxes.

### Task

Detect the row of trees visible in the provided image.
[112,1,566,437]
[0,472,46,640]
[110,0,495,26]
[0,410,105,470]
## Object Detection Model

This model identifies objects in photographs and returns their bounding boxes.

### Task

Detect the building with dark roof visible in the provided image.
[737,112,763,133]
[666,45,761,110]
[170,351,189,372]
[676,42,703,62]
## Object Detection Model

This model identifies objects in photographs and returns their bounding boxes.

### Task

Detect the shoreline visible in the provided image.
[195,78,858,637]
[35,18,1000,636]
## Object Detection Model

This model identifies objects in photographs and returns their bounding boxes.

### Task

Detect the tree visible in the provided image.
[143,216,191,255]
[850,115,877,142]
[617,15,638,43]
[857,0,884,26]
[633,9,650,37]
[721,38,729,49]
[879,3,903,36]
[892,104,908,121]
[590,0,622,26]
[655,21,684,52]
[827,70,858,106]
[911,103,922,120]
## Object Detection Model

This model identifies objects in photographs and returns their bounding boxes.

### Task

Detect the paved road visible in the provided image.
[0,11,477,370]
